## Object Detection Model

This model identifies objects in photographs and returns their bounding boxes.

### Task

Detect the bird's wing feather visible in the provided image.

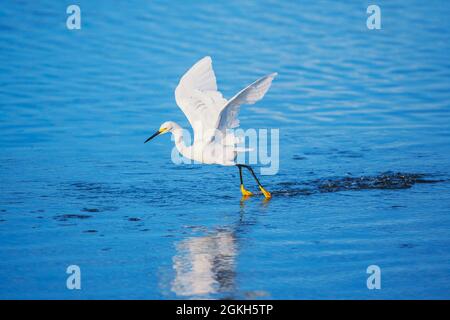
[217,73,277,132]
[175,56,227,143]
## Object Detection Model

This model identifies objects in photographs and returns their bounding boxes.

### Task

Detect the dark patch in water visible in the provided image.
[272,189,314,197]
[69,182,114,192]
[275,172,444,197]
[63,182,123,201]
[334,150,363,158]
[83,229,98,233]
[54,214,92,221]
[292,155,307,160]
[82,208,100,212]
[399,243,416,249]
[316,172,443,192]
[128,217,141,222]
[278,181,299,187]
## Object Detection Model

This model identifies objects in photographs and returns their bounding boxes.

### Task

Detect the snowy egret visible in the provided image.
[145,56,277,199]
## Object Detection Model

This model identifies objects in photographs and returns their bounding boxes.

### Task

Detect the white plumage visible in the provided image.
[169,56,277,165]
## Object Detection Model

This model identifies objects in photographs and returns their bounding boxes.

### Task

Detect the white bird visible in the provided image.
[145,56,277,199]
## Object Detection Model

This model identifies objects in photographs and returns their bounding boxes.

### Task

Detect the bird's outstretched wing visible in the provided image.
[217,73,277,133]
[175,56,227,143]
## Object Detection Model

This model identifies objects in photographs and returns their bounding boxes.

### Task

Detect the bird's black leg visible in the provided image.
[237,165,253,196]
[241,165,272,199]
[238,165,243,184]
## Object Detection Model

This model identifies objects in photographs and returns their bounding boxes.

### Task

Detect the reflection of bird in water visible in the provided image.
[171,229,237,297]
[168,201,271,298]
[144,56,277,199]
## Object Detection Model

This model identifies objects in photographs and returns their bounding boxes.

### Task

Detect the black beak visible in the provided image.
[144,130,161,143]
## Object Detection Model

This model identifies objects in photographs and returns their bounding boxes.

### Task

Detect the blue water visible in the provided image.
[1,1,450,299]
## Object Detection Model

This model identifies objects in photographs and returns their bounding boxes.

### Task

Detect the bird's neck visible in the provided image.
[171,123,191,157]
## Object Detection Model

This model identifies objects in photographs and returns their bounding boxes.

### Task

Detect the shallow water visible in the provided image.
[1,1,450,299]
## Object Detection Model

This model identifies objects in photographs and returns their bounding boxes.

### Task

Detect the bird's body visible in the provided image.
[165,121,238,166]
[145,56,277,198]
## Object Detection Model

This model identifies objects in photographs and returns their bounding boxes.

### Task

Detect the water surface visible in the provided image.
[1,0,450,299]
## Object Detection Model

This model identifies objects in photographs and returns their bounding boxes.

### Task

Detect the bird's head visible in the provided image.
[144,121,176,143]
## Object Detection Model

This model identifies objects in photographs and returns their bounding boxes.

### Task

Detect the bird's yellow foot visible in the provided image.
[259,186,272,199]
[240,185,253,196]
